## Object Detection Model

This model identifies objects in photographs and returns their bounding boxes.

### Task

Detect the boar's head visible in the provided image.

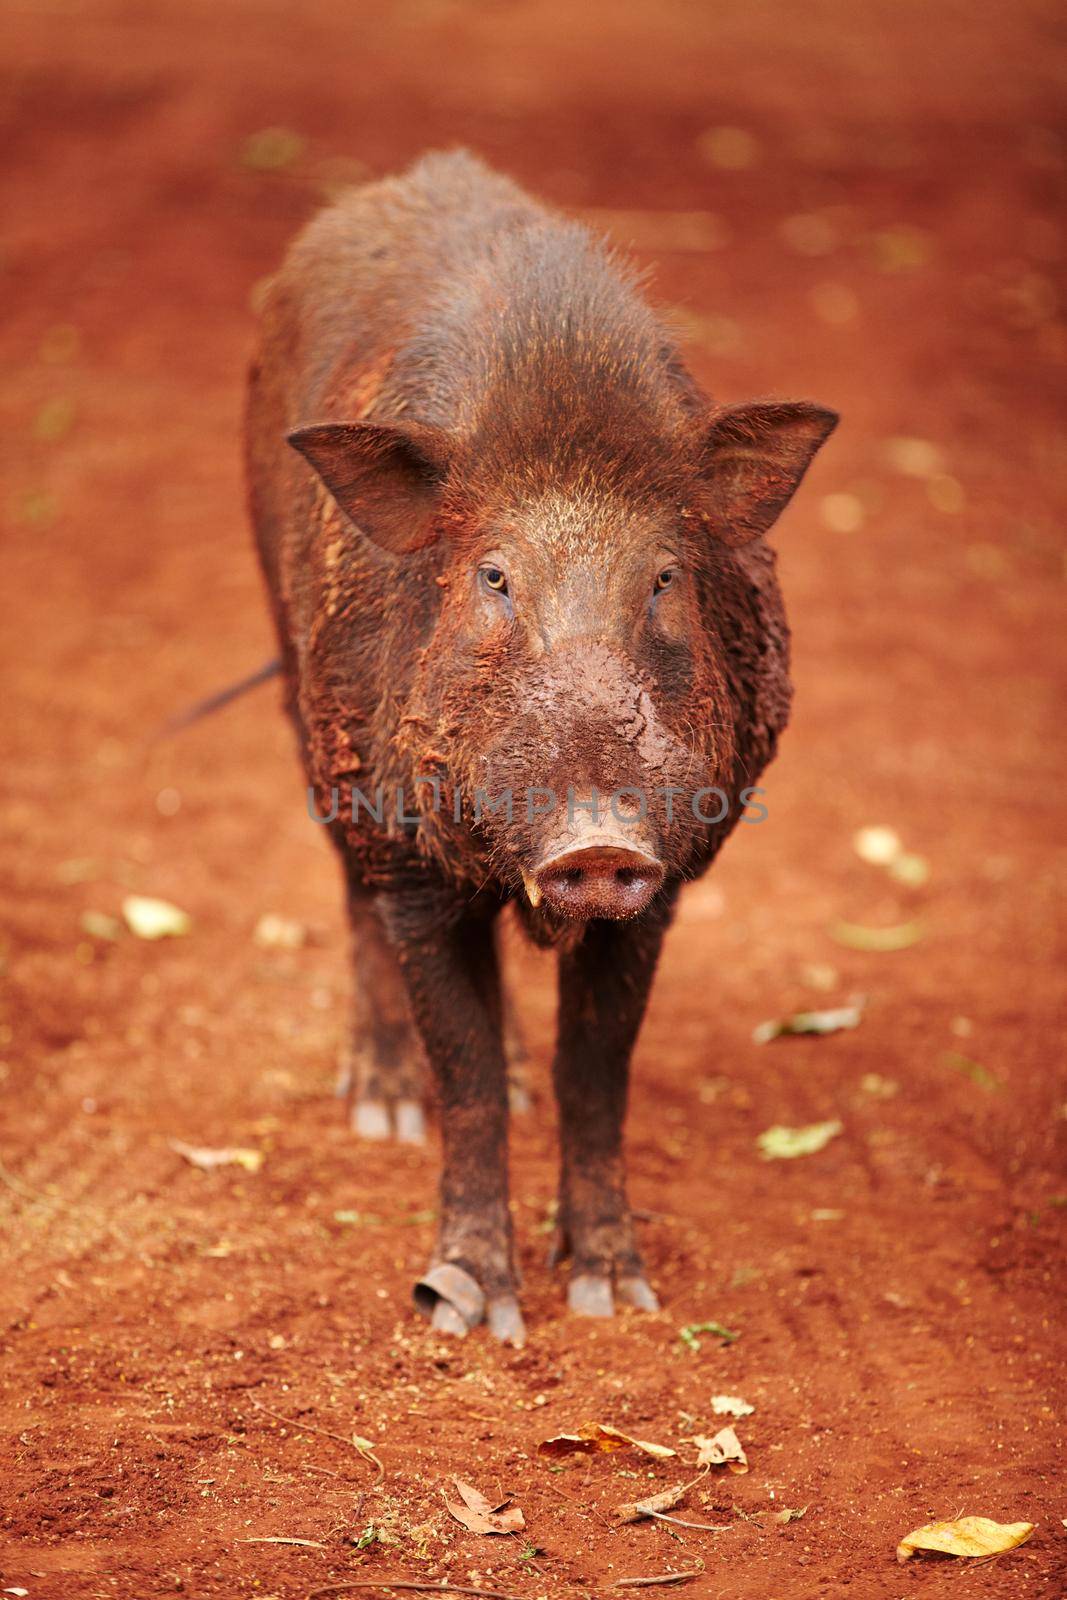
[290,335,835,922]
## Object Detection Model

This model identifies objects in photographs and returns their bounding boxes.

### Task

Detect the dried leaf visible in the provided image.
[775,1505,808,1524]
[253,912,306,950]
[443,1478,524,1535]
[883,436,945,479]
[169,1139,263,1174]
[753,1003,863,1044]
[757,1121,843,1160]
[860,1073,898,1098]
[944,1052,1002,1092]
[690,1426,749,1473]
[122,894,191,940]
[829,919,923,952]
[853,825,902,864]
[537,1423,675,1460]
[896,1516,1035,1564]
[240,126,306,171]
[888,852,930,887]
[679,1321,739,1351]
[710,1395,753,1418]
[615,1481,693,1524]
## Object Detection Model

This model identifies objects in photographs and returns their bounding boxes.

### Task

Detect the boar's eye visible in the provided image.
[480,565,509,596]
[653,567,677,595]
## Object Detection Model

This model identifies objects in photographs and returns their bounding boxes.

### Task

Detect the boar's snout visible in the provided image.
[530,832,664,921]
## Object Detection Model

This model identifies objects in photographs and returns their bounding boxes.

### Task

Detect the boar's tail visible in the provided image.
[156,657,282,738]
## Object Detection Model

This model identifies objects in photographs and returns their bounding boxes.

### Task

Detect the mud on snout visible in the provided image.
[470,645,724,920]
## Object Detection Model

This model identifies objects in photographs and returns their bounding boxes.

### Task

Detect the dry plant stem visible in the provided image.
[307,1586,521,1600]
[610,1578,697,1590]
[251,1399,385,1479]
[646,1511,731,1532]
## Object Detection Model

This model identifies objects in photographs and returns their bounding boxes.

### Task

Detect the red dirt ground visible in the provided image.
[1,2,1064,1595]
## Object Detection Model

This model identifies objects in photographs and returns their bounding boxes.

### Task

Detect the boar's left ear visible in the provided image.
[287,419,450,554]
[697,401,838,546]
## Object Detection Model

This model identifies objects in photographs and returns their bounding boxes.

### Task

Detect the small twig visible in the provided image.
[610,1577,697,1590]
[307,1585,521,1600]
[644,1512,731,1533]
[0,1157,67,1208]
[241,1536,326,1547]
[251,1399,384,1479]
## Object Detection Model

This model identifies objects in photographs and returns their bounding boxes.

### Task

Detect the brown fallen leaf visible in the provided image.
[538,1423,675,1461]
[443,1479,524,1536]
[689,1426,749,1473]
[169,1139,263,1173]
[896,1516,1035,1563]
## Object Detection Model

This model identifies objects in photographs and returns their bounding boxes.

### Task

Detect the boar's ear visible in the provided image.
[697,401,838,546]
[287,420,449,554]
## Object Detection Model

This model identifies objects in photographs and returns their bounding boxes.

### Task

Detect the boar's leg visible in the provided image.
[552,907,672,1318]
[499,920,532,1115]
[339,889,428,1144]
[378,889,523,1346]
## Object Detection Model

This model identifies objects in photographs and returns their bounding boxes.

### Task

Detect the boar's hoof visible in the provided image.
[431,1298,470,1337]
[352,1098,392,1139]
[351,1096,427,1143]
[487,1294,527,1347]
[616,1274,661,1312]
[414,1264,526,1345]
[568,1272,615,1318]
[568,1271,660,1317]
[507,1076,533,1116]
[414,1262,485,1334]
[394,1098,428,1144]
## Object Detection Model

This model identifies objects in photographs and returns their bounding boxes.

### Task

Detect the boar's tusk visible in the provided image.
[521,870,542,908]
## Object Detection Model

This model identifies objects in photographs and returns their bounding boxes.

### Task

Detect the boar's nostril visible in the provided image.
[532,843,664,921]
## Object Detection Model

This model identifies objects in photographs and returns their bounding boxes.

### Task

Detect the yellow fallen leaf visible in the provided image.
[689,1426,749,1473]
[122,894,191,940]
[757,1120,842,1160]
[896,1516,1035,1563]
[538,1422,675,1460]
[829,919,923,952]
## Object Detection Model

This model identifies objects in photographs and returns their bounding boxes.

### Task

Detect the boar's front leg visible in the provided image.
[552,904,674,1318]
[377,888,523,1345]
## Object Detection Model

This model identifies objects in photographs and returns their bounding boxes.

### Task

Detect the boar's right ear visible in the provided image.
[287,420,448,555]
[697,400,838,546]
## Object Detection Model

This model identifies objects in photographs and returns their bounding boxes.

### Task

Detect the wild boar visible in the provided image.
[246,149,836,1344]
